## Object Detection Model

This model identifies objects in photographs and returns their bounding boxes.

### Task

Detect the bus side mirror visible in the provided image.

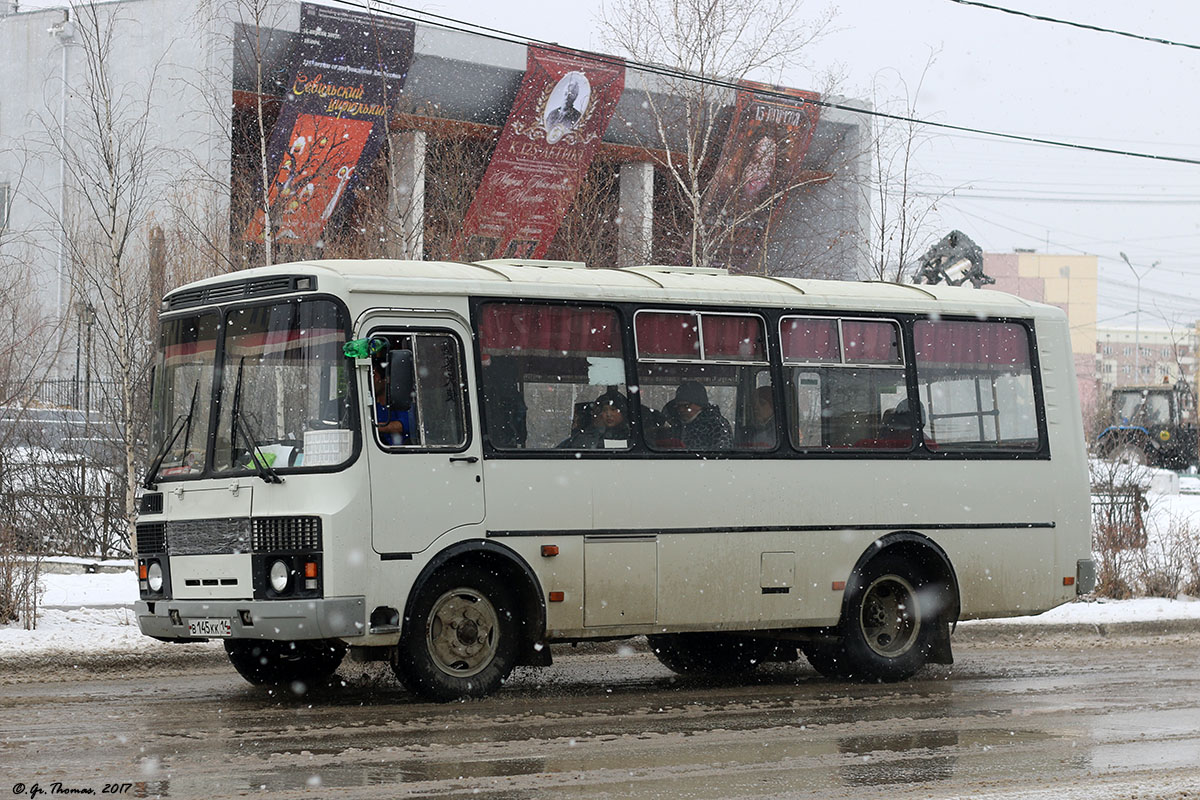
[386,349,415,412]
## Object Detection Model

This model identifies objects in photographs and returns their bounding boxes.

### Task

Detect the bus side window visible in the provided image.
[477,303,626,451]
[373,332,467,450]
[414,334,467,447]
[781,317,907,452]
[635,311,767,452]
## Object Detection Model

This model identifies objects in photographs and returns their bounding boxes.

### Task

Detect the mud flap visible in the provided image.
[926,620,954,665]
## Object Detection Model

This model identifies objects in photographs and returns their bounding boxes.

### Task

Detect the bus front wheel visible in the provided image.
[392,567,519,701]
[804,554,940,682]
[224,639,346,689]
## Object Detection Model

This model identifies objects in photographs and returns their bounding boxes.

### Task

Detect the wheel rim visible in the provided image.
[426,587,499,678]
[858,574,920,658]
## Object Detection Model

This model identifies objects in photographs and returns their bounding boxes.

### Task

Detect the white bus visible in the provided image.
[135,259,1094,700]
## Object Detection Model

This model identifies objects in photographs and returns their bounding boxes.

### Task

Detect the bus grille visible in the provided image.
[135,522,166,554]
[252,516,322,552]
[141,517,322,555]
[169,518,252,555]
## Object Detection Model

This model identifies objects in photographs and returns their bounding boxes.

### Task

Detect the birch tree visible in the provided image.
[39,1,164,549]
[598,0,835,269]
[861,55,950,282]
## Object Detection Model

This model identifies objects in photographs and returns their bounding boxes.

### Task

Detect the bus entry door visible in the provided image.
[365,319,484,556]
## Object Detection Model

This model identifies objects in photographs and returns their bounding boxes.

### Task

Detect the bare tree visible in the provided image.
[36,2,167,550]
[0,165,63,628]
[598,0,835,269]
[861,54,951,282]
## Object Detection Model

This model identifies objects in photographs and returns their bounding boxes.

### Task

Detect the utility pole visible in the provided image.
[1119,251,1160,382]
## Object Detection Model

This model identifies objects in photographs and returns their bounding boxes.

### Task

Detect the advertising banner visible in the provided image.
[451,46,625,261]
[244,3,415,246]
[701,82,821,273]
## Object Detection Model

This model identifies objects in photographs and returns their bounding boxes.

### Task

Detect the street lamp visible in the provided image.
[1118,252,1160,382]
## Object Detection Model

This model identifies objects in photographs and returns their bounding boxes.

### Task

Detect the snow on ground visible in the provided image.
[4,468,1200,662]
[39,569,138,608]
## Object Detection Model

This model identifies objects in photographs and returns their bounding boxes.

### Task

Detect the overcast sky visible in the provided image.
[413,0,1200,330]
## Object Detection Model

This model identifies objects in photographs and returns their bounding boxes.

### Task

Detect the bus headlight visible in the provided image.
[269,559,290,593]
[147,561,164,593]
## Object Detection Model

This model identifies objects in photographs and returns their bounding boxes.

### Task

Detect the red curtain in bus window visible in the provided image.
[478,303,620,357]
[780,317,839,362]
[635,312,700,359]
[913,320,1030,368]
[701,314,765,361]
[842,320,902,365]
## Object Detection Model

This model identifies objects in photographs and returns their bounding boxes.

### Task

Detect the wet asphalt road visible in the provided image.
[2,630,1199,800]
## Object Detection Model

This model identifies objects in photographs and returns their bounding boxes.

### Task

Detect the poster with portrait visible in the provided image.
[451,46,625,262]
[244,3,415,246]
[700,82,822,273]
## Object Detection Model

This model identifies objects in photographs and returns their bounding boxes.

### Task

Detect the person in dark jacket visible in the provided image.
[558,388,630,448]
[669,381,732,451]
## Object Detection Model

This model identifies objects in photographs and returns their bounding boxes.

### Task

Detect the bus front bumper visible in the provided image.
[135,596,366,641]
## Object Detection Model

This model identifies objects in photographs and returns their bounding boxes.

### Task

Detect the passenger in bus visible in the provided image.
[593,389,630,446]
[372,364,410,446]
[667,382,733,450]
[558,389,630,448]
[738,386,777,448]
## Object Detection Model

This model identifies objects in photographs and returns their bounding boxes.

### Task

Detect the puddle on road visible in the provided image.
[837,731,959,786]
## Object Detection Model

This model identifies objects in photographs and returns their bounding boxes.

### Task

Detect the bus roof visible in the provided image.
[171,259,1055,319]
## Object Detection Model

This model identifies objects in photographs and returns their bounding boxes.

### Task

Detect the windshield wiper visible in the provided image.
[230,357,283,485]
[142,380,199,490]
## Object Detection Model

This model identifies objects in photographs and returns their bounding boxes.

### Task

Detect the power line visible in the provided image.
[946,0,1200,51]
[326,0,1200,168]
[919,191,1200,206]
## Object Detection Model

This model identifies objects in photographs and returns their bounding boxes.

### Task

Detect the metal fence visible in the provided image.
[0,451,127,559]
[21,378,120,413]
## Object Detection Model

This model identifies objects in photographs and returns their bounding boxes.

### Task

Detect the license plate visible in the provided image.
[187,618,232,637]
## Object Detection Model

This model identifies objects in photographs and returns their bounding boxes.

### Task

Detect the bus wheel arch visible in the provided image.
[394,540,546,701]
[805,532,959,682]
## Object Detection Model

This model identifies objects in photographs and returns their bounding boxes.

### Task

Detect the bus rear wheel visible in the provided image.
[224,639,346,690]
[804,554,939,682]
[392,567,519,701]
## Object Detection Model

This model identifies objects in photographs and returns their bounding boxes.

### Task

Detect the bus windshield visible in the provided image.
[148,313,219,480]
[149,297,356,481]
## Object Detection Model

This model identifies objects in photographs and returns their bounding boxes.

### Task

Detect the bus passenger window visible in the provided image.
[477,303,628,451]
[781,317,908,451]
[635,311,767,452]
[913,320,1040,451]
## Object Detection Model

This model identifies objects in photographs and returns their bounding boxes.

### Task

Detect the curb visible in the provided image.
[953,617,1200,642]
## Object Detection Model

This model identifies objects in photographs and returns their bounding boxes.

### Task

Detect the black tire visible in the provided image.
[803,553,943,682]
[647,633,781,675]
[392,566,519,701]
[224,639,346,689]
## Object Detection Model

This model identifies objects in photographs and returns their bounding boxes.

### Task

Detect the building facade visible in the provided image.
[1,0,872,381]
[1095,326,1197,393]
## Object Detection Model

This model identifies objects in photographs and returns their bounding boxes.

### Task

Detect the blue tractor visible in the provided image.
[1097,381,1198,470]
